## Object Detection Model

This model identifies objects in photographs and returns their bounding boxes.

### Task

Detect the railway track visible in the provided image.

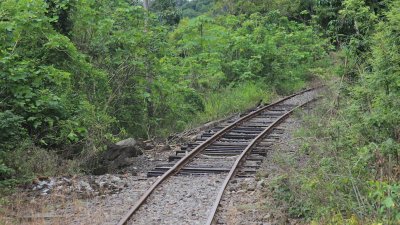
[117,87,321,225]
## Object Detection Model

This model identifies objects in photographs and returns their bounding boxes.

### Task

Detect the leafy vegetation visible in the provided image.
[0,0,326,185]
[261,0,400,224]
[179,0,214,18]
[1,0,398,223]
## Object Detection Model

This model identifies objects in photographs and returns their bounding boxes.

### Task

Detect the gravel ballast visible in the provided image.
[128,174,226,225]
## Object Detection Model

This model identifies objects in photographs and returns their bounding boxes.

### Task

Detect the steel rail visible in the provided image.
[205,96,320,225]
[116,87,316,225]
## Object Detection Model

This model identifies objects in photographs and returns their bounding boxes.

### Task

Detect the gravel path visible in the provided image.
[128,174,226,225]
[281,88,320,106]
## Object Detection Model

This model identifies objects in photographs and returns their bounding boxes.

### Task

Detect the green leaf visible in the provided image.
[39,139,47,146]
[67,132,79,142]
[143,92,151,98]
[33,121,42,129]
[383,197,395,208]
[27,116,37,122]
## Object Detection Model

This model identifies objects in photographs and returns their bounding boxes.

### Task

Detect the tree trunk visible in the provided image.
[143,0,154,137]
[143,0,149,10]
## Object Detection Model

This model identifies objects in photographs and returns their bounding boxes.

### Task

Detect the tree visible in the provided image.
[151,0,182,25]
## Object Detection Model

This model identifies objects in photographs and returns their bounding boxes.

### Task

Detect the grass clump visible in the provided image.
[193,82,274,124]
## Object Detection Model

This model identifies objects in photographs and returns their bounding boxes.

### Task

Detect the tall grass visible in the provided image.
[191,82,274,127]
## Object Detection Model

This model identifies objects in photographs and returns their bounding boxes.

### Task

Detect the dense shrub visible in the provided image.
[272,1,400,223]
[0,0,327,184]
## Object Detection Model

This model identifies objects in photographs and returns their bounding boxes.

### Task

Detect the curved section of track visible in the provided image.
[117,87,321,225]
[205,93,319,225]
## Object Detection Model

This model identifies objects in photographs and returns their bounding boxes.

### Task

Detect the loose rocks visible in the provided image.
[29,174,142,198]
[128,174,225,225]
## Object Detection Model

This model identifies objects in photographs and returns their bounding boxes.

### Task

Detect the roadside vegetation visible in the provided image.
[264,1,400,224]
[0,0,326,187]
[0,0,399,224]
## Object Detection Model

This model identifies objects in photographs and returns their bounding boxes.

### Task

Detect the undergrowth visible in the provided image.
[191,82,275,126]
[268,80,400,224]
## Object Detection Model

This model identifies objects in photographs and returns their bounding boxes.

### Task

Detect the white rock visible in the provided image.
[116,138,136,146]
[110,176,121,183]
[78,181,93,192]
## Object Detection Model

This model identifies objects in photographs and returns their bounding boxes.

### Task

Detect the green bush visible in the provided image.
[0,111,26,151]
[0,0,329,186]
